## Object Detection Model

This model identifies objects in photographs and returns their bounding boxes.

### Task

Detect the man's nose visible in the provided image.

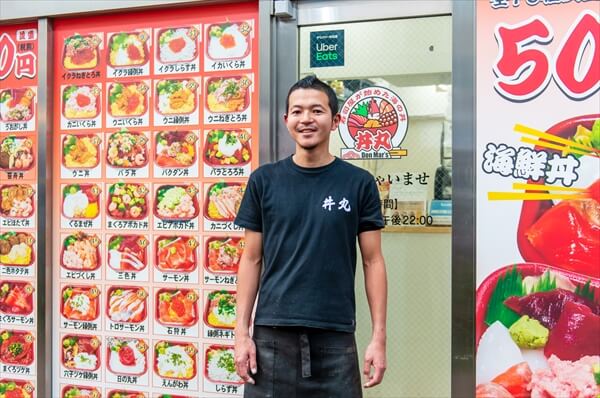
[300,111,313,122]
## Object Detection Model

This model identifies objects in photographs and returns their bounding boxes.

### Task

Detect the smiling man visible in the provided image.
[234,75,387,398]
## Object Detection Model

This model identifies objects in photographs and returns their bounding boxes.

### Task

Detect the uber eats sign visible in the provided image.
[310,29,344,68]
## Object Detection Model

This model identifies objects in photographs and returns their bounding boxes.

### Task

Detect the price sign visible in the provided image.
[494,11,600,101]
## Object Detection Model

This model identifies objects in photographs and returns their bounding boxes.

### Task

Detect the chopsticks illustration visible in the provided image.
[388,149,407,157]
[488,183,590,201]
[514,124,600,158]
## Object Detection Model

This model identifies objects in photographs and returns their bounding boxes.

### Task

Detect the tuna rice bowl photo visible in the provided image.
[475,263,599,397]
[107,337,147,376]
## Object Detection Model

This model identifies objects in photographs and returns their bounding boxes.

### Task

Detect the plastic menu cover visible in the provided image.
[51,3,259,397]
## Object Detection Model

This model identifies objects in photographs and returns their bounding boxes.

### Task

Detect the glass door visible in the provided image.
[299,15,452,397]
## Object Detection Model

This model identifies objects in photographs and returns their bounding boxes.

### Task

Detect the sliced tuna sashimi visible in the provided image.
[504,288,600,329]
[0,284,32,315]
[0,333,33,365]
[544,301,600,361]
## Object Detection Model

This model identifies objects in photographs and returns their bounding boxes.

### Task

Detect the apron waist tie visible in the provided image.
[299,333,311,378]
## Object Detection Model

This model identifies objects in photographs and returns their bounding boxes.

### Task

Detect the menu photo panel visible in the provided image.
[52,3,259,397]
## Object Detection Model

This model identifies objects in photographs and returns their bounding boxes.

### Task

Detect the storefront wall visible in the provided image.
[2,1,459,397]
[2,2,271,397]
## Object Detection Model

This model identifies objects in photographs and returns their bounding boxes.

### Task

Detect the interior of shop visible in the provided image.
[299,15,453,397]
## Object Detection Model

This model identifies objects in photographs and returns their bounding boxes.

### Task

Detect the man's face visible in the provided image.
[284,88,340,151]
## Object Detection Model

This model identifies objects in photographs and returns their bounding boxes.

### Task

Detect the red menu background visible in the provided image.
[51,3,259,397]
[0,22,39,397]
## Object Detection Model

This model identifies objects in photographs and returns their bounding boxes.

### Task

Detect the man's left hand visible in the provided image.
[363,339,386,388]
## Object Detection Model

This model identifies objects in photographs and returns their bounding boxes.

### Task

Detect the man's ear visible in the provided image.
[283,113,288,123]
[331,113,341,131]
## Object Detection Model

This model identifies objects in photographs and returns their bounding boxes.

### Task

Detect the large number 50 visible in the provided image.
[493,10,599,101]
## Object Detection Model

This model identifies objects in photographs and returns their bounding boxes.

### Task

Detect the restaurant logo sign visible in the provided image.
[338,86,408,160]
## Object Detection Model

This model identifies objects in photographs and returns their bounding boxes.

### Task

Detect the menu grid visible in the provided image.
[52,4,259,398]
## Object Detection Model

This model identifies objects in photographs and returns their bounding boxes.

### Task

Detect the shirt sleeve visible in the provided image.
[234,172,263,232]
[358,176,385,233]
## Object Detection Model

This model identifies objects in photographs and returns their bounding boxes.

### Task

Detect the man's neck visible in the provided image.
[292,148,334,168]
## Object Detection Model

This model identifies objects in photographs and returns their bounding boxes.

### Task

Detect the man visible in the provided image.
[234,75,387,398]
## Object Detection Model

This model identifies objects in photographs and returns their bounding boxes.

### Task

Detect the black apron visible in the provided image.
[244,325,363,398]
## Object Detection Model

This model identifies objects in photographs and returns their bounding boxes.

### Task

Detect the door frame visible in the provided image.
[280,2,477,396]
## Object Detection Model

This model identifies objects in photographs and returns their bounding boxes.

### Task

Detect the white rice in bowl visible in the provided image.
[208,24,248,60]
[207,348,241,383]
[160,28,196,63]
[158,93,171,114]
[157,344,194,379]
[109,340,146,375]
[73,352,98,370]
[65,86,97,114]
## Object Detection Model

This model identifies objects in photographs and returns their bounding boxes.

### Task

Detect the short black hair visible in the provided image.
[285,75,338,116]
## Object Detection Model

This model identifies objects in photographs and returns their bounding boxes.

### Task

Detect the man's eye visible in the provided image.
[313,109,323,114]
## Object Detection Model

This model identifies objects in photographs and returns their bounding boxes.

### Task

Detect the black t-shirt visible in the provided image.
[234,156,384,332]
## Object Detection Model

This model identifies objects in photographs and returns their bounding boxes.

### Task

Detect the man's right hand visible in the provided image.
[234,333,257,384]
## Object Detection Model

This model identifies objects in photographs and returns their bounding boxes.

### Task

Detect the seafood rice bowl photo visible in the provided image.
[155,341,196,379]
[207,23,249,60]
[0,89,35,122]
[63,85,98,119]
[156,80,196,115]
[109,32,147,67]
[159,28,197,63]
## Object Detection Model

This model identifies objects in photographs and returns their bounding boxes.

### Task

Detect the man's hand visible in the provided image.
[363,338,386,388]
[234,229,262,385]
[358,229,387,388]
[235,333,257,385]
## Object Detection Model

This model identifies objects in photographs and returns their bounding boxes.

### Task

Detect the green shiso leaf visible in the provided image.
[484,265,525,328]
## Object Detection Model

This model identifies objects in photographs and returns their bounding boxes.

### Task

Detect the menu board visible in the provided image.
[51,3,259,397]
[0,22,39,398]
[475,1,599,396]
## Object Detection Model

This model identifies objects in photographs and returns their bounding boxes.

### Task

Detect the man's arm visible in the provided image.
[358,229,387,388]
[234,229,263,384]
